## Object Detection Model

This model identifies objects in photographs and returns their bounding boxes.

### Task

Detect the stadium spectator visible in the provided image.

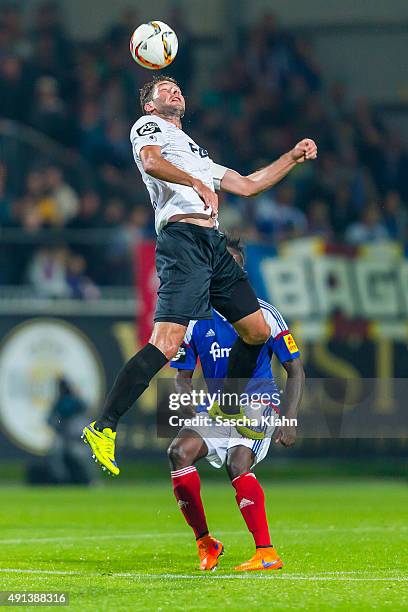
[45,166,79,224]
[77,100,106,162]
[46,376,92,485]
[307,199,333,240]
[20,199,44,233]
[1,4,28,59]
[345,204,390,245]
[98,204,151,285]
[27,246,69,297]
[253,184,306,242]
[67,192,102,230]
[380,131,408,200]
[330,184,358,238]
[30,76,75,146]
[66,253,100,300]
[113,205,153,249]
[383,190,408,242]
[24,169,59,227]
[0,55,28,121]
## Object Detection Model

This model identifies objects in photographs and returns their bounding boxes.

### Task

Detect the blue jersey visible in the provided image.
[170,299,300,403]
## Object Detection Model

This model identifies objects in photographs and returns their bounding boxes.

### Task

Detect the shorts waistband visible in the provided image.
[161,221,220,234]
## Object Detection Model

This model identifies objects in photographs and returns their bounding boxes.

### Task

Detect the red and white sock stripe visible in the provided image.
[171,466,197,479]
[231,471,256,484]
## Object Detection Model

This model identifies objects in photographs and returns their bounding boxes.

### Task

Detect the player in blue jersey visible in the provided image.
[168,237,304,572]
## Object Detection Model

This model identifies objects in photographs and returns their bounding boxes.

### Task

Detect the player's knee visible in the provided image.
[162,341,182,361]
[167,442,192,470]
[151,336,182,360]
[226,456,250,481]
[149,323,186,360]
[241,325,270,345]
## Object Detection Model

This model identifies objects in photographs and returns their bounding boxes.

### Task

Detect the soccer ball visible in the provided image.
[130,21,178,70]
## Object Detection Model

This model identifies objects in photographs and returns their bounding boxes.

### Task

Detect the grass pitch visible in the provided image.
[0,478,407,611]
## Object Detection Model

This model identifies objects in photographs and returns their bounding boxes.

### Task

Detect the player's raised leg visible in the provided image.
[168,431,224,570]
[225,305,271,403]
[210,269,271,438]
[226,445,283,571]
[82,322,186,475]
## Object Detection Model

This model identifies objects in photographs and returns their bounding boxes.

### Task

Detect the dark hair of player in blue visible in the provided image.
[225,234,245,267]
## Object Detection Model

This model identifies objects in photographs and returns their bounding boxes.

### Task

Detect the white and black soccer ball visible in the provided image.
[130,21,178,70]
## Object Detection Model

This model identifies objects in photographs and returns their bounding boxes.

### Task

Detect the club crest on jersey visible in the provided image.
[173,345,186,363]
[209,342,231,362]
[136,122,162,136]
[283,333,299,354]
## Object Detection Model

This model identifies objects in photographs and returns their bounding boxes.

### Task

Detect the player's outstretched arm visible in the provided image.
[140,145,218,216]
[219,138,317,197]
[274,357,305,447]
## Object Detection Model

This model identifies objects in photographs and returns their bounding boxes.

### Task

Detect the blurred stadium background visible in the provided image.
[0,0,408,481]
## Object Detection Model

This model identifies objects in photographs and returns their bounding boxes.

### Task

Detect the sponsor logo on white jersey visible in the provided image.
[209,342,232,362]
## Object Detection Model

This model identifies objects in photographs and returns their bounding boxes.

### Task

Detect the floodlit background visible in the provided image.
[0,0,407,480]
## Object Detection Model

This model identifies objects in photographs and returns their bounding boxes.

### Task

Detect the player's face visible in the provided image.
[150,81,185,118]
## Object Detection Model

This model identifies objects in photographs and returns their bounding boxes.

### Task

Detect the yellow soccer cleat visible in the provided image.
[208,401,265,441]
[234,546,283,571]
[81,421,119,476]
[197,535,224,571]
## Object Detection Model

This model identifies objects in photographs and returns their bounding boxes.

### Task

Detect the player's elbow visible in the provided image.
[141,155,158,175]
[140,149,160,175]
[240,177,258,198]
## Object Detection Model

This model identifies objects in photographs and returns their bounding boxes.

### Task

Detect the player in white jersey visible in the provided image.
[130,113,227,234]
[82,76,316,480]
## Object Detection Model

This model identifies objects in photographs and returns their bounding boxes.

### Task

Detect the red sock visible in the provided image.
[171,466,208,539]
[232,472,271,547]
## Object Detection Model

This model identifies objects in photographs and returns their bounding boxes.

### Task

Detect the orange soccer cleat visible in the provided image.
[197,535,224,571]
[234,546,283,571]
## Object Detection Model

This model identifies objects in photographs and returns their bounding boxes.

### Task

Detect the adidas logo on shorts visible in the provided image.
[239,498,255,509]
[205,329,215,337]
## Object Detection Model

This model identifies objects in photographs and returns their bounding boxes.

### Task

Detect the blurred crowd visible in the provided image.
[0,2,407,295]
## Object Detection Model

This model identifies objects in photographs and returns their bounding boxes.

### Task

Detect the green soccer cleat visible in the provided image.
[81,421,120,476]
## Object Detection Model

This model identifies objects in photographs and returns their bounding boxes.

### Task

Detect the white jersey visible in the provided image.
[130,115,228,233]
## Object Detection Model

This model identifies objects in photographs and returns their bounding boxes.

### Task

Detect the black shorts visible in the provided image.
[154,222,260,326]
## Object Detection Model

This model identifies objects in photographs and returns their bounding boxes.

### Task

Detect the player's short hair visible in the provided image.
[226,234,245,266]
[139,76,180,113]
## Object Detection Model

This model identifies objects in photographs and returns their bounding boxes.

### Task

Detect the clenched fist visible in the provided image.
[290,138,318,163]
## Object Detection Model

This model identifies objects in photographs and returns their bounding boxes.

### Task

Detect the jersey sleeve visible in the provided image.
[130,116,167,157]
[170,321,198,371]
[210,161,229,191]
[261,303,301,363]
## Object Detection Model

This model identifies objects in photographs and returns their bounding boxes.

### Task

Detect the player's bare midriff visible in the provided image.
[168,213,216,227]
